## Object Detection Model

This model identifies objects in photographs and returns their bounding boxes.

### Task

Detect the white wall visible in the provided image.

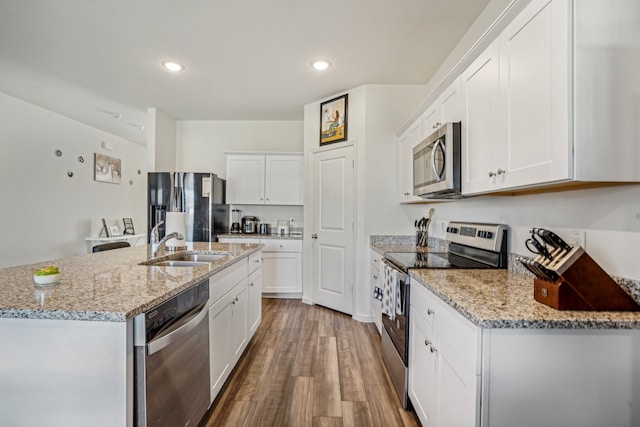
[0,92,147,268]
[176,120,304,177]
[176,120,305,228]
[147,108,177,172]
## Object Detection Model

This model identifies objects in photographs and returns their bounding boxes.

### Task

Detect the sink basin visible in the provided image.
[147,260,211,267]
[169,253,229,263]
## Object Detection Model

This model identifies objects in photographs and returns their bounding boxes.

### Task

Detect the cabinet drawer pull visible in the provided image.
[488,171,496,177]
[373,274,378,280]
[424,339,431,347]
[427,309,434,315]
[249,282,254,287]
[430,346,438,353]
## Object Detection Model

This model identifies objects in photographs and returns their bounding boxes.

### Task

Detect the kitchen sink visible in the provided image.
[147,260,211,267]
[168,253,229,263]
[141,252,230,267]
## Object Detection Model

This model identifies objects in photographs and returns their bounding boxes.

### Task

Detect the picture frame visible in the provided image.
[100,218,110,237]
[94,153,122,184]
[320,93,348,145]
[123,218,135,235]
[109,225,121,236]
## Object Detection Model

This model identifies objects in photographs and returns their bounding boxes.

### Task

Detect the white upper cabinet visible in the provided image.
[500,0,570,189]
[398,117,423,202]
[398,77,461,204]
[226,153,303,205]
[462,0,570,195]
[461,39,502,194]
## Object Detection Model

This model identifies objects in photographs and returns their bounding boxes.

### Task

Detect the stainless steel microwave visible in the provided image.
[412,122,462,198]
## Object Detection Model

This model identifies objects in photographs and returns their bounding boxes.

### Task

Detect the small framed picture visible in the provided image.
[320,93,348,145]
[110,225,121,236]
[123,218,135,235]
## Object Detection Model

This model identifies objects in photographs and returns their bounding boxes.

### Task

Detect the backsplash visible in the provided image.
[370,234,640,303]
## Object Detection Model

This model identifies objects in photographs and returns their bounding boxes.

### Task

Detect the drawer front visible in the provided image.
[248,251,262,273]
[410,279,437,327]
[209,257,248,303]
[261,239,302,252]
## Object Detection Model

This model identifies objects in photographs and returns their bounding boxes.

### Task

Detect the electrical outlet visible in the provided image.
[569,230,586,247]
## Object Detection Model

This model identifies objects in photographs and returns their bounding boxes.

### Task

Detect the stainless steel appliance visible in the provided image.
[148,172,229,242]
[242,216,257,234]
[413,122,462,199]
[231,209,242,234]
[134,280,210,427]
[258,223,270,234]
[381,221,508,408]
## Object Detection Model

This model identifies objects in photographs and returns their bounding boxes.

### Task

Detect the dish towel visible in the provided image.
[381,261,401,321]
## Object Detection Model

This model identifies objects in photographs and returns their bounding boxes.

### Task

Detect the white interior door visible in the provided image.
[311,145,355,315]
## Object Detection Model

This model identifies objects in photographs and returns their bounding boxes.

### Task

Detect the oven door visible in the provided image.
[380,260,410,364]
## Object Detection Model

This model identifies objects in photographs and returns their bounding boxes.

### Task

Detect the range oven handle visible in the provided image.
[147,301,209,355]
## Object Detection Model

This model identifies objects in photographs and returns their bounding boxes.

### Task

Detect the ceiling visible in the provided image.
[0,0,490,145]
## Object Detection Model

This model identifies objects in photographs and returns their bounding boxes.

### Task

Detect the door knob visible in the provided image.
[311,234,318,239]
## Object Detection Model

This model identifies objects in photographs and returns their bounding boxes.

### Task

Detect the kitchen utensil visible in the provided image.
[525,236,553,260]
[531,228,572,253]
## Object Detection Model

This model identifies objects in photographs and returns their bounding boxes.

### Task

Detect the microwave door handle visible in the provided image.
[431,139,444,181]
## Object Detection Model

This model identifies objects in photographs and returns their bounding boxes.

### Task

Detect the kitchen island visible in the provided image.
[0,242,261,427]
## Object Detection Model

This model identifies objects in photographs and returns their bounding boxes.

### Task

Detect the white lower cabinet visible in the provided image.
[219,238,302,296]
[409,278,640,427]
[409,280,479,427]
[208,251,262,404]
[369,250,382,333]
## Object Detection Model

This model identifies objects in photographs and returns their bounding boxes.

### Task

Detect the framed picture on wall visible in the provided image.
[320,93,348,145]
[94,153,122,184]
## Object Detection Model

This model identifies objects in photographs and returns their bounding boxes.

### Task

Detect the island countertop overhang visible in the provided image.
[0,242,262,322]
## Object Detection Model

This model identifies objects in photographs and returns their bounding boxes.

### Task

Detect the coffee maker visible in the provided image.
[230,209,242,234]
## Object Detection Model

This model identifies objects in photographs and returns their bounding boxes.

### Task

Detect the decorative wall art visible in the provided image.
[320,94,348,145]
[123,218,135,235]
[94,153,122,184]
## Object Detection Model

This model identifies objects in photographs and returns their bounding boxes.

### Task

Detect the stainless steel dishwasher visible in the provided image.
[134,279,210,427]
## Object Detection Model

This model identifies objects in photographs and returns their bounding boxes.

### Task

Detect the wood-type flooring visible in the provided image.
[201,298,419,427]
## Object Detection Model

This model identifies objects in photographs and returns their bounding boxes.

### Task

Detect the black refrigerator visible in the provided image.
[147,172,229,242]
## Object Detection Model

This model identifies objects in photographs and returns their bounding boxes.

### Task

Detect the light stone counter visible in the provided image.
[370,234,640,329]
[0,242,261,322]
[410,269,640,329]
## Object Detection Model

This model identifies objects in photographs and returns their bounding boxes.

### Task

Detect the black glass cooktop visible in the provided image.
[384,251,495,272]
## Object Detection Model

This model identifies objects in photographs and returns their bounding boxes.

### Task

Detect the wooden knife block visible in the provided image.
[533,249,639,311]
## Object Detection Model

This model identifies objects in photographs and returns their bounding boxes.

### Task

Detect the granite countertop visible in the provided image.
[371,235,640,329]
[219,233,303,240]
[0,242,261,322]
[410,269,640,329]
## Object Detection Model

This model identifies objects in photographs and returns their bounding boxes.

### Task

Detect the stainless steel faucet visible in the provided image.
[150,221,184,258]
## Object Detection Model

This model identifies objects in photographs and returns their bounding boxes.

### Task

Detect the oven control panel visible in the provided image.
[446,222,508,252]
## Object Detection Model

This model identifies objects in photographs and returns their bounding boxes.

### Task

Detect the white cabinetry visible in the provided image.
[409,278,640,427]
[369,250,382,333]
[247,251,262,335]
[226,153,303,205]
[462,0,571,195]
[219,237,303,297]
[398,118,422,202]
[261,239,302,295]
[409,280,480,427]
[208,251,262,403]
[398,77,461,203]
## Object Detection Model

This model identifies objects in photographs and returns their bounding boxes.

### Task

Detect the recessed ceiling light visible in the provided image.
[162,61,185,72]
[311,60,331,71]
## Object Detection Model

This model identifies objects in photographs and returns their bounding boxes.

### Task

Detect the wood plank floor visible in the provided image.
[201,298,419,427]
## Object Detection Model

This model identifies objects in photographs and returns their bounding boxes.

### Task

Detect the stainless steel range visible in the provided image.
[380,221,508,408]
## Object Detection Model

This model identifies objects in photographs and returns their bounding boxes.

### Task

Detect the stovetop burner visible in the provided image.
[383,221,509,272]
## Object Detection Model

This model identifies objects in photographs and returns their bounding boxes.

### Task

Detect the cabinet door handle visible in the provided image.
[427,309,434,315]
[424,339,431,347]
[488,171,496,177]
[249,282,254,287]
[430,346,438,353]
[497,168,505,175]
[311,234,318,239]
[373,274,378,280]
